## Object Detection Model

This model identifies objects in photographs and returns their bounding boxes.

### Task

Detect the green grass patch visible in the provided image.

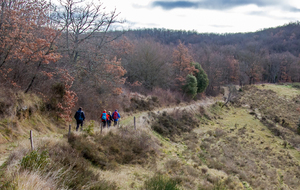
[20,150,50,171]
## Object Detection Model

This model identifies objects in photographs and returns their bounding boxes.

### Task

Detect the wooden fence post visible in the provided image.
[30,130,34,151]
[134,117,136,130]
[68,124,71,137]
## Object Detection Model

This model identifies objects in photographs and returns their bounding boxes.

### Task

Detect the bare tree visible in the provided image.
[222,84,238,108]
[126,39,171,90]
[51,0,124,64]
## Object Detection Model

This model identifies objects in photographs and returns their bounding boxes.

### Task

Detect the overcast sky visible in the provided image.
[50,0,300,34]
[96,0,300,33]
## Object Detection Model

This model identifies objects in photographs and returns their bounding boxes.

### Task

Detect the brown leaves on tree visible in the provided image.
[0,0,61,90]
[109,36,134,59]
[102,57,127,95]
[172,41,197,86]
[56,69,78,122]
[226,55,240,84]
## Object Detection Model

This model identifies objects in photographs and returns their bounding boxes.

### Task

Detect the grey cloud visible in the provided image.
[126,20,160,28]
[210,24,233,28]
[247,10,299,21]
[151,0,284,10]
[289,7,300,12]
[152,1,199,10]
[248,11,267,16]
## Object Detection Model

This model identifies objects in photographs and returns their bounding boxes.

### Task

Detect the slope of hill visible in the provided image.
[1,84,300,189]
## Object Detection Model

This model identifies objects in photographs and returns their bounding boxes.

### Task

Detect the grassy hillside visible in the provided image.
[1,84,300,189]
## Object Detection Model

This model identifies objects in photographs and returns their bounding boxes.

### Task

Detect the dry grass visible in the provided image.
[256,83,300,98]
[95,165,154,189]
[15,171,65,190]
[0,87,69,144]
[68,128,160,169]
[0,137,117,190]
[192,105,300,189]
[151,110,199,141]
[236,85,300,132]
[2,83,300,190]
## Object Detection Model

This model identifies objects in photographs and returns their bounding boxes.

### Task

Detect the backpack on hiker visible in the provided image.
[102,113,107,120]
[77,111,83,121]
[113,111,118,120]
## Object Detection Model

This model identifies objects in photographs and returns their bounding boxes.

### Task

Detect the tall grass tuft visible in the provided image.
[20,150,50,171]
[142,174,181,190]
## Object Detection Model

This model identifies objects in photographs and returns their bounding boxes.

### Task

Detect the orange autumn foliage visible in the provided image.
[102,57,127,95]
[56,69,78,122]
[227,55,240,84]
[109,36,134,59]
[172,41,198,86]
[0,0,61,88]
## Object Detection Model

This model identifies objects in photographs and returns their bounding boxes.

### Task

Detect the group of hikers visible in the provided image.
[74,107,120,131]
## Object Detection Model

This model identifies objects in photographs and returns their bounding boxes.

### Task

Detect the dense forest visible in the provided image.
[1,0,300,120]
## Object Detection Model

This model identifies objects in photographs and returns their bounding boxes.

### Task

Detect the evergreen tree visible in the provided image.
[183,74,198,98]
[193,62,209,93]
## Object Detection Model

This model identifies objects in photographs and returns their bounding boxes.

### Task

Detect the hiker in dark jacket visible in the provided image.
[100,110,109,128]
[74,107,85,131]
[112,109,120,126]
[107,111,113,128]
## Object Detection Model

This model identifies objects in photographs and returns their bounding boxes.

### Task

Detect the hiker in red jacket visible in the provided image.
[100,110,109,128]
[112,109,121,126]
[107,111,113,128]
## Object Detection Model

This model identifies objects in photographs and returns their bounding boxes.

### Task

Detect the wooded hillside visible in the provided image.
[1,0,299,120]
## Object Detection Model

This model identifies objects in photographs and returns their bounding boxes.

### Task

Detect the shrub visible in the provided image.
[292,83,300,89]
[20,150,50,171]
[183,74,198,98]
[151,110,198,141]
[216,101,224,107]
[83,120,95,135]
[68,128,158,169]
[193,62,209,93]
[142,174,181,190]
[127,96,160,112]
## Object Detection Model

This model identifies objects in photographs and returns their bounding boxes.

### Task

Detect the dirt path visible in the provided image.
[159,97,217,113]
[0,97,221,166]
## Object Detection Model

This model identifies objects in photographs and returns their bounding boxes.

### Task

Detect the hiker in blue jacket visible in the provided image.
[100,110,109,128]
[112,109,120,126]
[74,107,85,131]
